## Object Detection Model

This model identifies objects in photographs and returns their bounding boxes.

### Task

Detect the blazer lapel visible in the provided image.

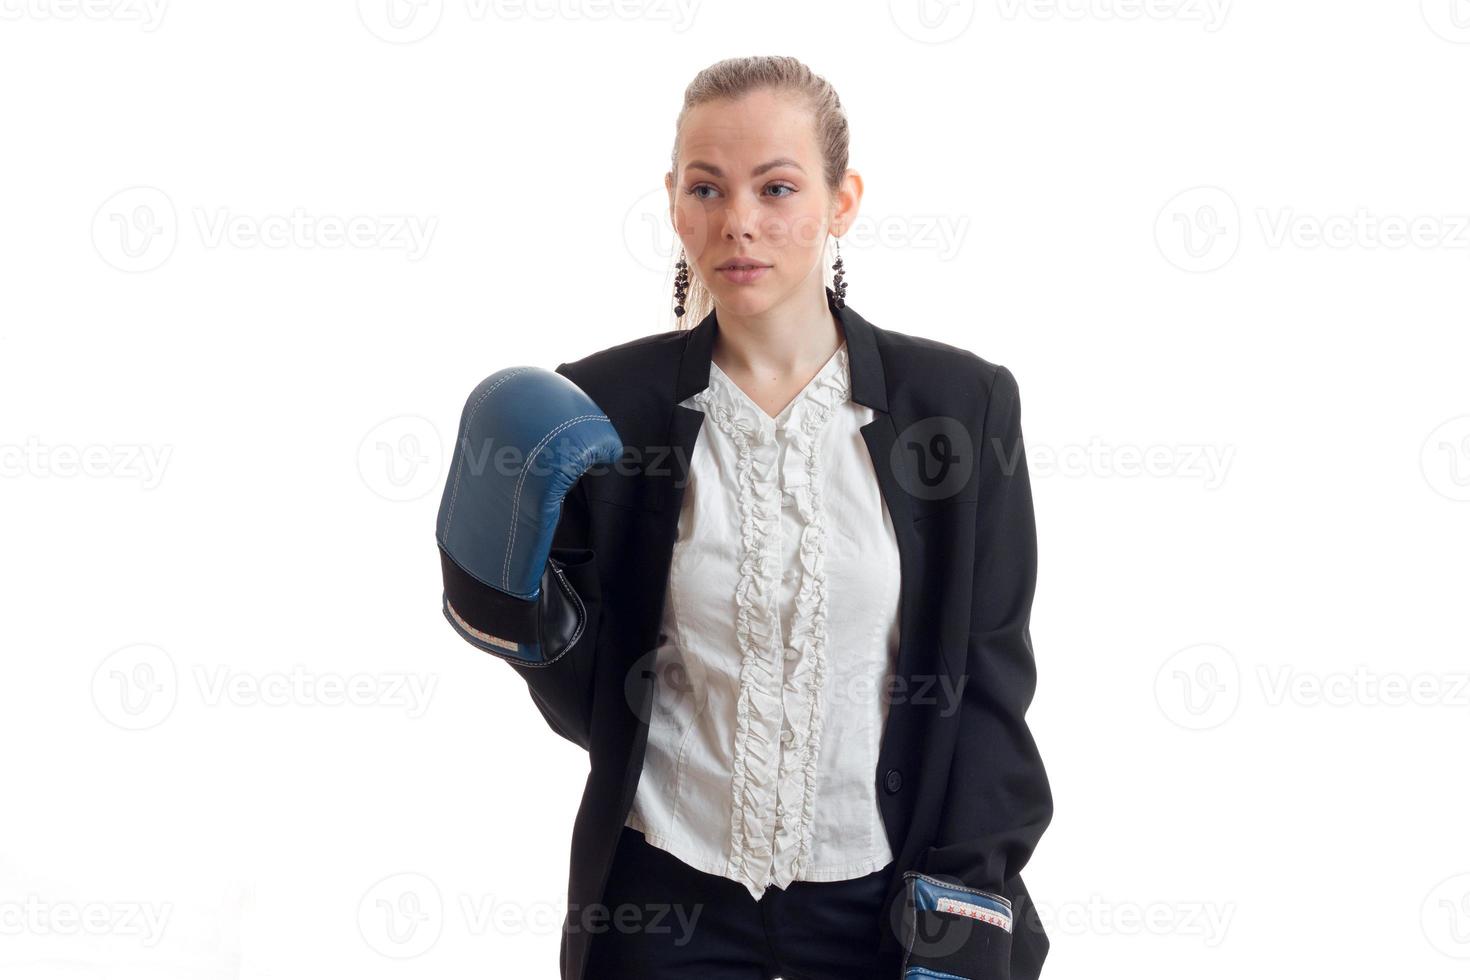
[843,302,932,687]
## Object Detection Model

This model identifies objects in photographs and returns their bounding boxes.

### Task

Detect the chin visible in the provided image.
[708,280,781,316]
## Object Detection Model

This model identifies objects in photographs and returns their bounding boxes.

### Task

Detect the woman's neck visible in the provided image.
[710,286,844,383]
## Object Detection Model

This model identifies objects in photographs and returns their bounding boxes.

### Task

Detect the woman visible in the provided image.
[435,55,1053,980]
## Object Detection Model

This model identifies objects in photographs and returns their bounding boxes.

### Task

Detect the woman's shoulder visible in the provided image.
[552,329,686,426]
[554,327,683,383]
[558,327,685,377]
[861,311,1016,407]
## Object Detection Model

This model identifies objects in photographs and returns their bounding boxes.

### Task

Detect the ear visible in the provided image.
[830,168,864,236]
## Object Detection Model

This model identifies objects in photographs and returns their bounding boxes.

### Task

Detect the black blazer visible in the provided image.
[498,286,1052,980]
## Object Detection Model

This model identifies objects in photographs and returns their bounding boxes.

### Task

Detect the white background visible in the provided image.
[3,1,1469,977]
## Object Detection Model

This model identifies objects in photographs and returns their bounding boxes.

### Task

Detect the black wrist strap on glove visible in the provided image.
[438,544,592,667]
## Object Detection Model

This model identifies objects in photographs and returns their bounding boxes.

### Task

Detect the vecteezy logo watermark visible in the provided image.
[92,643,179,731]
[893,416,976,502]
[1420,415,1470,503]
[0,896,174,947]
[92,646,439,729]
[1256,209,1470,251]
[192,208,436,258]
[1256,665,1470,709]
[357,0,699,43]
[563,899,705,941]
[624,186,685,275]
[889,0,977,44]
[1029,439,1235,489]
[445,435,695,492]
[995,0,1230,31]
[357,874,706,953]
[92,187,437,271]
[1421,0,1470,43]
[1155,186,1240,273]
[462,893,706,942]
[0,437,173,489]
[359,873,444,959]
[624,186,971,276]
[888,422,1234,495]
[1032,895,1236,945]
[624,636,710,730]
[92,186,178,273]
[358,415,444,503]
[0,0,168,29]
[357,0,445,43]
[1158,186,1470,272]
[1157,644,1470,728]
[193,666,437,718]
[1422,872,1470,958]
[1154,643,1240,731]
[843,213,972,262]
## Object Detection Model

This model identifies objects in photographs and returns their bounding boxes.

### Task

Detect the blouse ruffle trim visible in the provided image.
[689,345,853,898]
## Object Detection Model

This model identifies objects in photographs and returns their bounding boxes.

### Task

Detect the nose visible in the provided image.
[721,194,760,241]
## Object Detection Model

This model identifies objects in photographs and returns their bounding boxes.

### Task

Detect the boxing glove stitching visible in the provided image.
[502,413,611,591]
[902,872,1012,909]
[442,368,535,542]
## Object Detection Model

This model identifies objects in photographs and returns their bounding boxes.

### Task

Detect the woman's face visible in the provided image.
[667,88,854,319]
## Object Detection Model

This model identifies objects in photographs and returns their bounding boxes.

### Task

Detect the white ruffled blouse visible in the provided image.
[624,340,903,900]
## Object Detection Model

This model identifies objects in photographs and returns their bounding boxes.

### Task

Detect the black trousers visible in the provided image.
[583,825,901,979]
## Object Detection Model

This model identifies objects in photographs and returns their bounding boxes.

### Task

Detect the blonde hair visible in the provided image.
[668,55,850,330]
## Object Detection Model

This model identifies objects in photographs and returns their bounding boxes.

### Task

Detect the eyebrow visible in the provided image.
[684,157,805,178]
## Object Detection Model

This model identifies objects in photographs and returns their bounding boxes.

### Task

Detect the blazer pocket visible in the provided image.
[908,494,976,525]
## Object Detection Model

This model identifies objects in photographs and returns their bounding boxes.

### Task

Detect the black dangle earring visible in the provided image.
[831,238,847,309]
[673,250,690,317]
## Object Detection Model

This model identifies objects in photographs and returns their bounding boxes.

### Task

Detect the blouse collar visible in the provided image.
[696,342,852,437]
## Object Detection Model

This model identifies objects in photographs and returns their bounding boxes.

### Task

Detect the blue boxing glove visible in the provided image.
[435,366,622,666]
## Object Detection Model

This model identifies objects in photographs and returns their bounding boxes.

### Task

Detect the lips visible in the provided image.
[718,264,771,285]
[717,260,771,270]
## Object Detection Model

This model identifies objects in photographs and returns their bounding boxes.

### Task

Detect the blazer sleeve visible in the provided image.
[447,360,604,753]
[503,467,601,752]
[897,364,1053,980]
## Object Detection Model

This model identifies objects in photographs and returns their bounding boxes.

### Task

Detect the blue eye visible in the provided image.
[686,183,797,200]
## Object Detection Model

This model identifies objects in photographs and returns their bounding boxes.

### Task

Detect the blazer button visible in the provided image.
[884,768,903,794]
